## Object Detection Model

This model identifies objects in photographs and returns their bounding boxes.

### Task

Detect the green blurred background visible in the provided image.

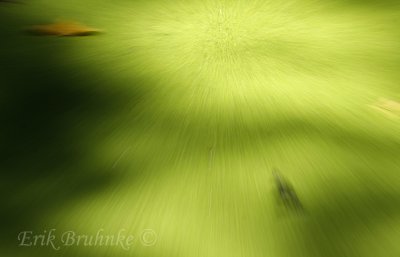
[0,0,399,256]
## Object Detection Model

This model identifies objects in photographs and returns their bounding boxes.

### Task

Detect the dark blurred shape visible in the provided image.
[26,21,101,36]
[273,168,304,212]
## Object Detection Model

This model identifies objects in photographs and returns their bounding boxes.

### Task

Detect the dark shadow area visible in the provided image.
[298,181,400,257]
[244,119,400,256]
[0,6,148,251]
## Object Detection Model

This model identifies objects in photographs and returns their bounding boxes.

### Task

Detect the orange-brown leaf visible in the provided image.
[28,21,101,36]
